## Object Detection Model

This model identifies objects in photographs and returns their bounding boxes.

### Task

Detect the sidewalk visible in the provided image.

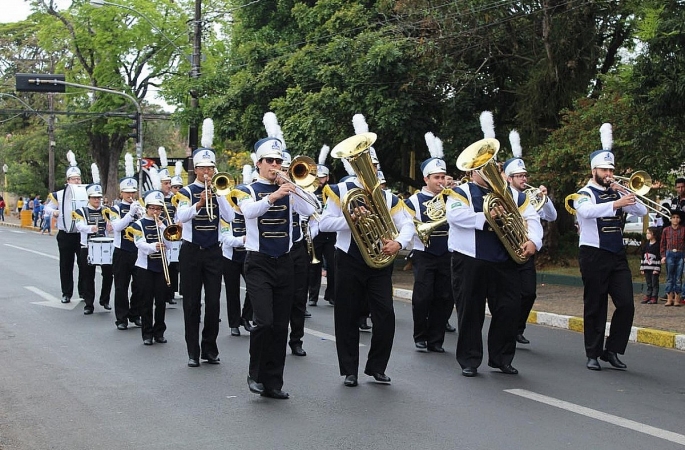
[3,215,683,351]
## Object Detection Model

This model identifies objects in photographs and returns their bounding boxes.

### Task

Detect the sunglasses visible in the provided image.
[263,158,283,165]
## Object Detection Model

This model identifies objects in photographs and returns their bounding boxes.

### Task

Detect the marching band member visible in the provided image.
[73,167,114,315]
[44,151,84,304]
[129,190,169,345]
[169,161,184,300]
[109,154,144,330]
[446,112,542,377]
[404,132,453,353]
[157,147,178,305]
[319,114,414,388]
[175,119,234,368]
[572,123,646,371]
[280,149,310,357]
[221,164,254,337]
[308,145,336,307]
[503,130,558,345]
[235,135,316,400]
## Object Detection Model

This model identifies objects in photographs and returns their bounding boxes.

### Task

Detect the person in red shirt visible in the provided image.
[660,210,685,306]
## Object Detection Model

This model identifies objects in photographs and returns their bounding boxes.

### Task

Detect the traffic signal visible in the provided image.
[127,113,140,143]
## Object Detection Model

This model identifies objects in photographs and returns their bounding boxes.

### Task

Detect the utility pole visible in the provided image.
[188,0,202,182]
[47,93,56,191]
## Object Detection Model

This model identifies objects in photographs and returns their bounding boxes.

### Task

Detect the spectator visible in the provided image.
[32,195,42,227]
[639,227,661,304]
[40,200,52,235]
[16,197,24,214]
[660,210,685,306]
[0,195,5,221]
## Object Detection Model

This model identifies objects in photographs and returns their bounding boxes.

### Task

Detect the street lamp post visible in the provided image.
[2,164,7,201]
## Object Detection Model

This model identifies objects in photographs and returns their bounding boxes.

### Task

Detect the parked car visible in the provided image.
[623,213,657,234]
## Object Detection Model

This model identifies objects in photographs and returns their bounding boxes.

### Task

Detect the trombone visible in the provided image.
[611,171,671,218]
[270,155,322,215]
[161,200,182,242]
[153,212,171,287]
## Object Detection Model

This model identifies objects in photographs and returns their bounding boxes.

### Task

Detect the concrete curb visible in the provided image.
[392,287,685,352]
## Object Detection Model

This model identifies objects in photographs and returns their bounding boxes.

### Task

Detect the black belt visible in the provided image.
[185,241,220,251]
[247,250,291,260]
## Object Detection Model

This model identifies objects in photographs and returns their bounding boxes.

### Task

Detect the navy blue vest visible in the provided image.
[585,185,624,253]
[138,217,164,273]
[242,183,291,258]
[406,192,449,256]
[184,183,219,248]
[115,203,138,253]
[82,207,107,239]
[468,183,525,263]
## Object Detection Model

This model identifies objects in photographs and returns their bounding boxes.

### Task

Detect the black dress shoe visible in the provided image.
[304,309,312,318]
[493,363,518,375]
[143,338,153,345]
[201,355,220,364]
[415,341,428,350]
[117,323,128,330]
[445,322,456,333]
[167,298,177,305]
[462,367,478,377]
[241,318,255,333]
[230,327,240,337]
[290,344,307,357]
[326,298,335,306]
[364,370,391,384]
[600,351,627,369]
[261,388,289,399]
[516,334,530,344]
[154,336,167,343]
[61,296,71,304]
[427,344,445,353]
[344,375,358,387]
[130,317,142,327]
[99,301,112,310]
[247,376,264,394]
[188,358,200,367]
[359,318,372,332]
[308,300,317,306]
[83,308,94,315]
[586,358,601,371]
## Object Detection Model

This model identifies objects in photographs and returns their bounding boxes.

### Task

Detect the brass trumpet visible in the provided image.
[205,172,236,221]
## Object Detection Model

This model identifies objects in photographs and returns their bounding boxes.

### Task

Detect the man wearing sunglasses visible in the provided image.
[234,137,316,400]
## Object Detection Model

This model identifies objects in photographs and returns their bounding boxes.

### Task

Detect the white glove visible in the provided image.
[128,202,144,218]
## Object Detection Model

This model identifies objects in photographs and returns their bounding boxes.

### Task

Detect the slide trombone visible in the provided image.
[270,156,322,216]
[610,171,671,218]
[161,201,182,242]
[153,212,171,287]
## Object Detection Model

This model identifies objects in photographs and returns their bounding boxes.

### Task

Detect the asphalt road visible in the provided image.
[1,227,684,450]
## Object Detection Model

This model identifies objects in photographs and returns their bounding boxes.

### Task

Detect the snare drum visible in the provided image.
[167,240,181,263]
[87,237,114,265]
[61,184,88,233]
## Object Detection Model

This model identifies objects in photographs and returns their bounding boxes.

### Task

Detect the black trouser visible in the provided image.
[180,242,222,360]
[451,251,520,369]
[221,256,253,328]
[78,248,113,309]
[644,270,660,298]
[411,251,453,346]
[308,235,336,303]
[138,268,167,340]
[334,249,395,377]
[113,248,140,325]
[578,246,635,358]
[56,230,83,299]
[290,241,308,346]
[517,255,537,335]
[168,262,179,300]
[245,251,294,391]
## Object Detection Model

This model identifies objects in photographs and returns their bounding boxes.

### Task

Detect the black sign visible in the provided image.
[15,74,67,93]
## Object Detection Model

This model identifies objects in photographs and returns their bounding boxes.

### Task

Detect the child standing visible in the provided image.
[40,201,52,235]
[640,227,661,304]
[660,210,685,306]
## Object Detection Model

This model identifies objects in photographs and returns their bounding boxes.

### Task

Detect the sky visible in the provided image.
[2,0,73,23]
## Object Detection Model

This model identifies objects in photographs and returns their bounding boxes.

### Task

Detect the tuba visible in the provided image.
[456,138,530,264]
[331,132,399,269]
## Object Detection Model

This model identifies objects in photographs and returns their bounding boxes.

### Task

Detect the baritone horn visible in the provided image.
[523,183,548,212]
[611,171,671,218]
[457,138,530,264]
[413,185,450,246]
[331,132,399,269]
